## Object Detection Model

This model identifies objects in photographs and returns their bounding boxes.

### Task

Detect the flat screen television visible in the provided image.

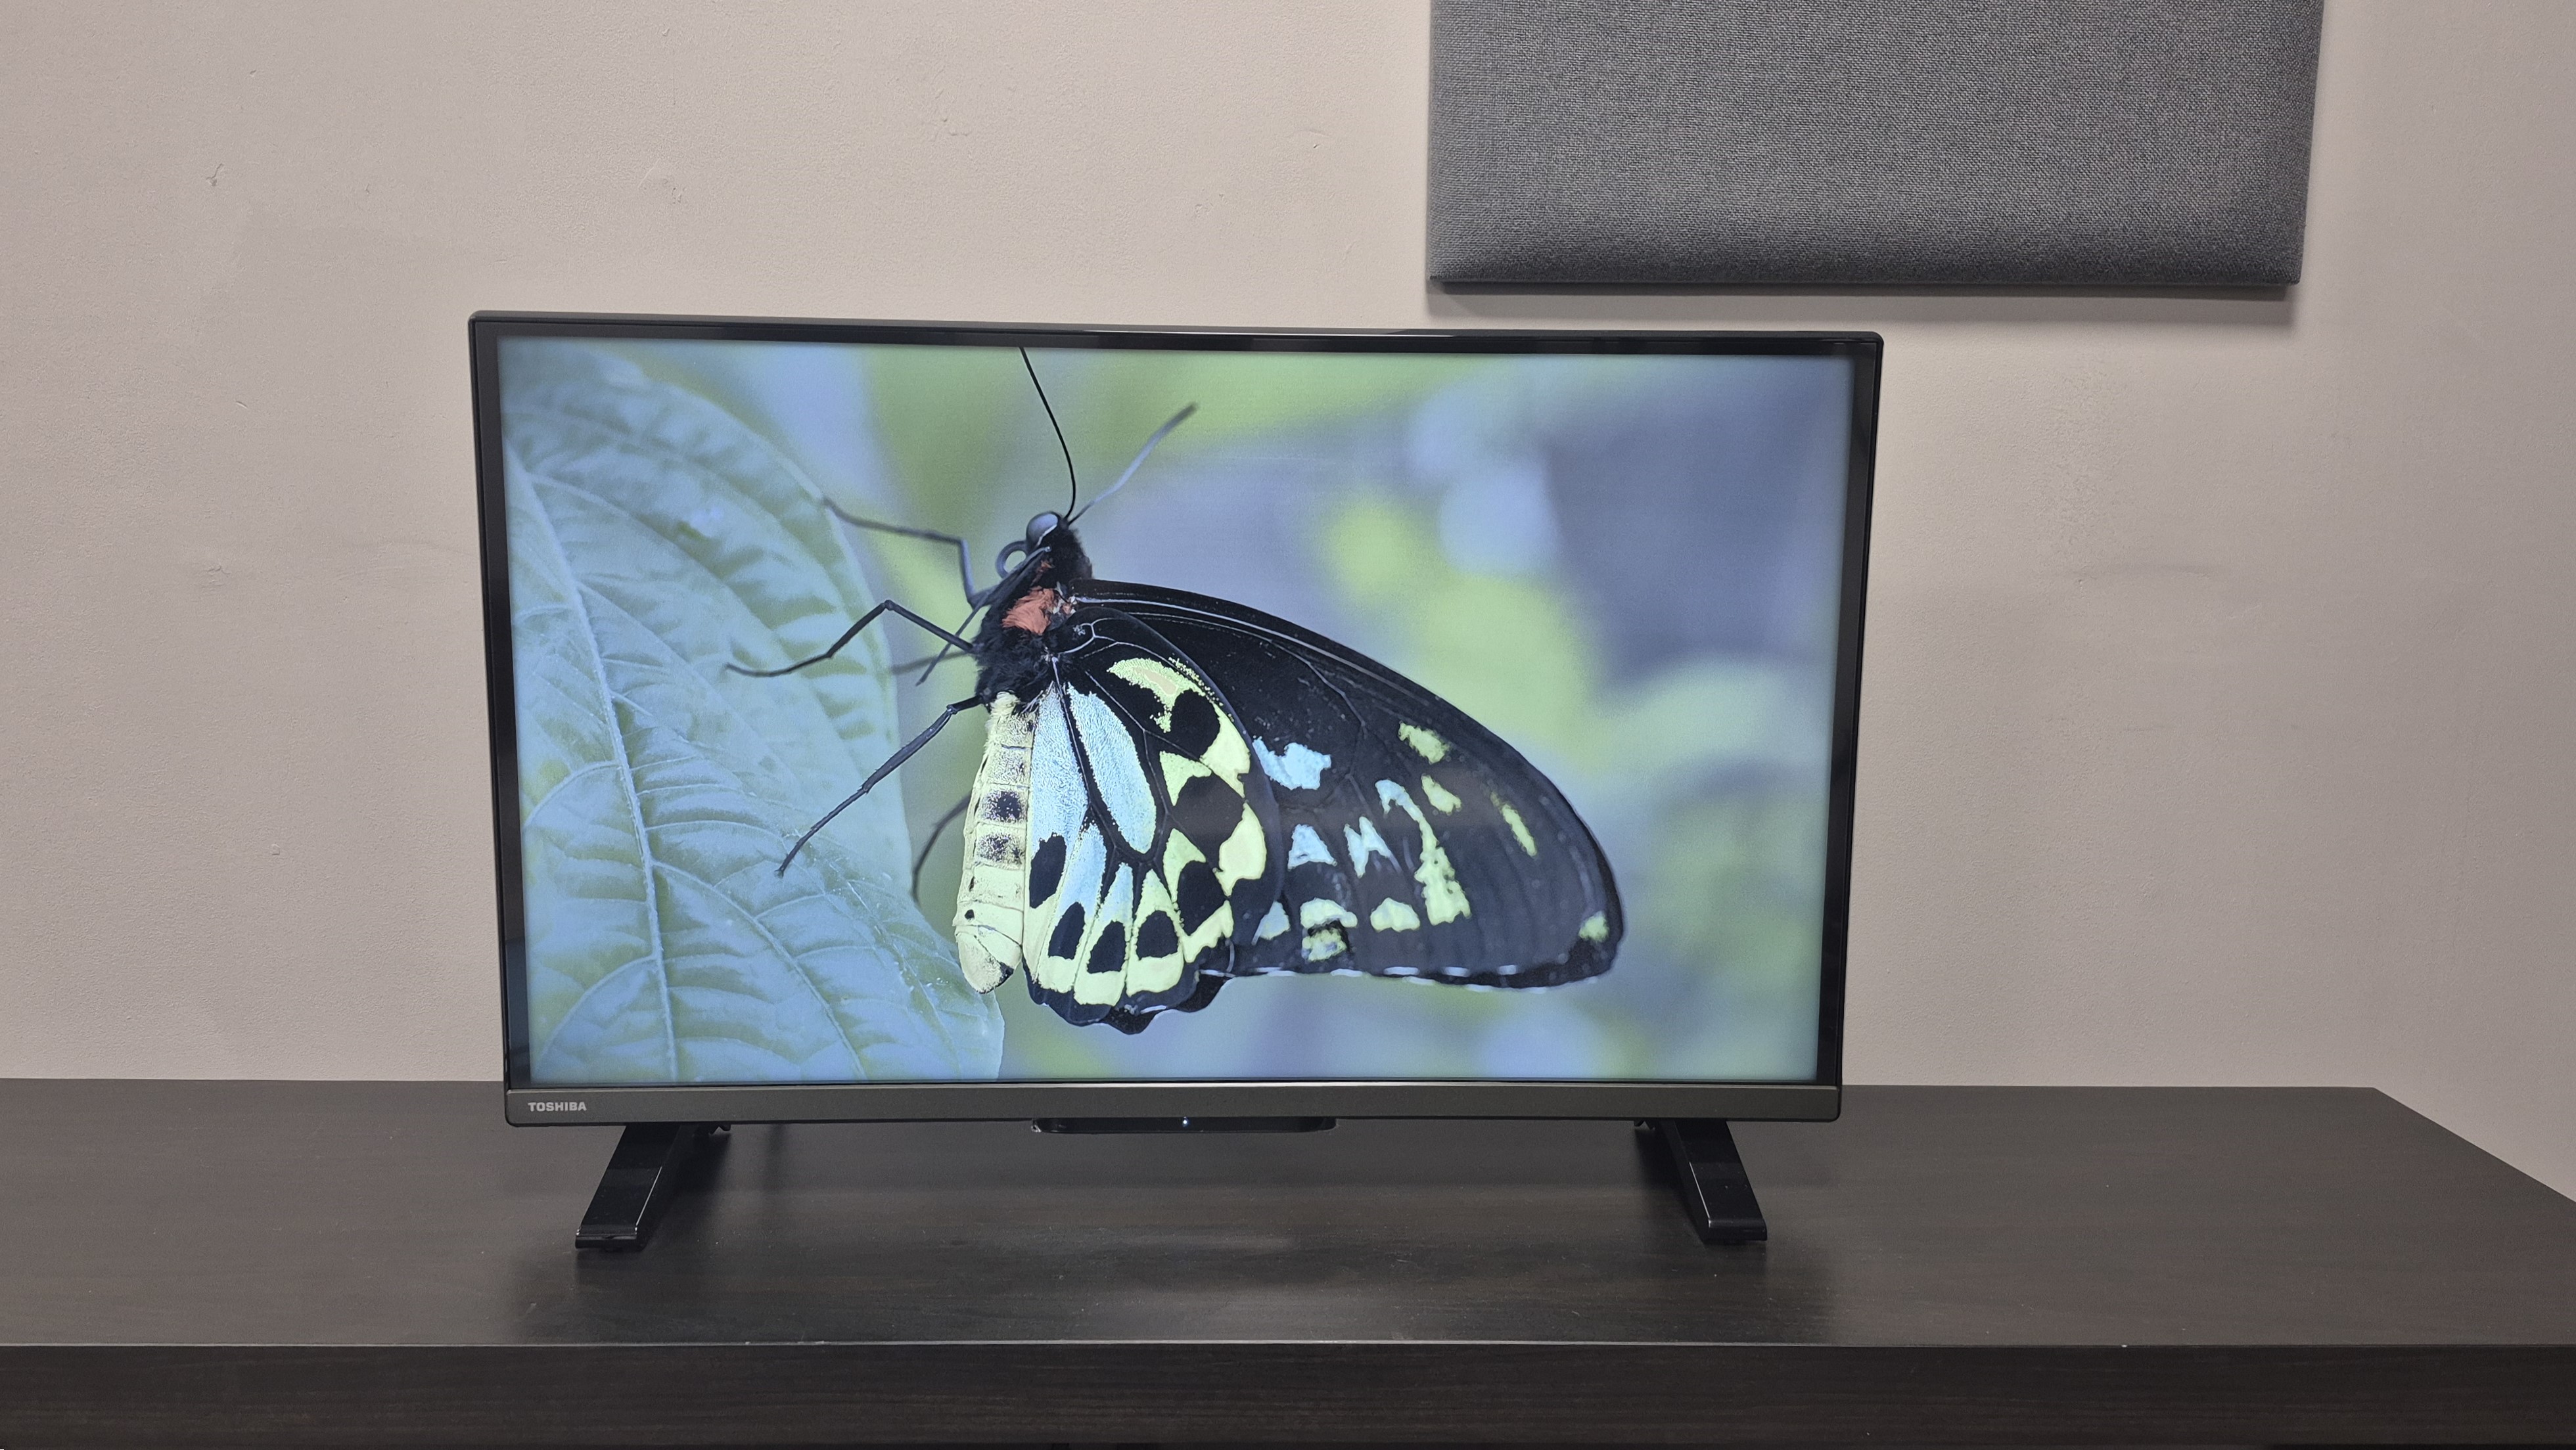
[471,316,1876,1152]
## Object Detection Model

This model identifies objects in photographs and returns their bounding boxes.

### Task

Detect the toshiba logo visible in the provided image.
[527,1100,589,1113]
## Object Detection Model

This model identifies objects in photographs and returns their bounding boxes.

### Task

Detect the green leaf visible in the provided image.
[502,342,1001,1084]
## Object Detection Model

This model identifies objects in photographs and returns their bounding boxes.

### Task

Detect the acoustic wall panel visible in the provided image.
[1429,0,2324,286]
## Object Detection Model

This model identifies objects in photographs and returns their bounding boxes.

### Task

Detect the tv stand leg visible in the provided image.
[576,1122,724,1252]
[1647,1119,1767,1244]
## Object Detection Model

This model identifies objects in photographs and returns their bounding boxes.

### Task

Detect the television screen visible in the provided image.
[476,319,1873,1108]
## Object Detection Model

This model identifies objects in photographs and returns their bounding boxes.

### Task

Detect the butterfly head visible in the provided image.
[1016,510,1064,562]
[994,511,1090,585]
[988,512,1092,635]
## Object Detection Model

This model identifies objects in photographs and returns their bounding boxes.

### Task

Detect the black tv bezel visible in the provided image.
[472,313,1877,1127]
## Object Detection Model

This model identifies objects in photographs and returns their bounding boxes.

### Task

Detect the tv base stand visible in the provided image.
[1645,1119,1768,1244]
[568,1118,1755,1251]
[575,1122,725,1252]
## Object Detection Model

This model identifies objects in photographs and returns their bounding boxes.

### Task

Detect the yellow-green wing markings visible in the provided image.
[1398,723,1450,762]
[1076,581,1622,996]
[1373,779,1472,925]
[1492,794,1540,856]
[997,632,1282,1030]
[1369,899,1423,932]
[1299,897,1360,962]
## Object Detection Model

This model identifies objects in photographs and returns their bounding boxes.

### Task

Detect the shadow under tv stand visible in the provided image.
[8,1082,2576,1447]
[580,1114,1767,1252]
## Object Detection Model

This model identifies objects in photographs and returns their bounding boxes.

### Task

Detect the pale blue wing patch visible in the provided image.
[1254,737,1333,790]
[1069,687,1158,852]
[1343,816,1398,876]
[1022,691,1099,1001]
[1287,823,1336,868]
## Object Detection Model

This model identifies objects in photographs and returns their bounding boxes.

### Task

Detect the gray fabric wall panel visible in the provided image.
[1429,0,2324,286]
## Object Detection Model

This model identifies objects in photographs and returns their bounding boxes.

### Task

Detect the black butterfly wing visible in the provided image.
[1010,610,1283,1031]
[1080,581,1622,992]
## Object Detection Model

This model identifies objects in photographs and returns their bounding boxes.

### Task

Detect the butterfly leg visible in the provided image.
[885,637,982,687]
[886,652,973,675]
[727,600,977,679]
[777,696,984,874]
[821,502,983,606]
[909,792,973,897]
[812,505,991,682]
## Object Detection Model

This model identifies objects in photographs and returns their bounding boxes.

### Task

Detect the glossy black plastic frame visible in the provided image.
[471,313,1877,1128]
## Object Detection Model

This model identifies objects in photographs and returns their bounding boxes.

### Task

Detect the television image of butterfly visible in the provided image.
[729,350,1622,1033]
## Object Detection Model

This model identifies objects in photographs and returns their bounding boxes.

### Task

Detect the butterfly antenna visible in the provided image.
[1020,347,1080,517]
[1072,403,1196,524]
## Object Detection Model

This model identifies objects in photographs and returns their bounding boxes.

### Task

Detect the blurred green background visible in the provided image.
[570,337,1851,1083]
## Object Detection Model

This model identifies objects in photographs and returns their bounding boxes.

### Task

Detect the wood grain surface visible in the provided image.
[3,1082,2571,1445]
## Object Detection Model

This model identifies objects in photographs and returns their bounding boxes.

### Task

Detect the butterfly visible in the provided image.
[732,350,1621,1033]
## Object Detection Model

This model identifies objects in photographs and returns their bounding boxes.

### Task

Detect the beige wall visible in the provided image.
[5,3,2571,1192]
